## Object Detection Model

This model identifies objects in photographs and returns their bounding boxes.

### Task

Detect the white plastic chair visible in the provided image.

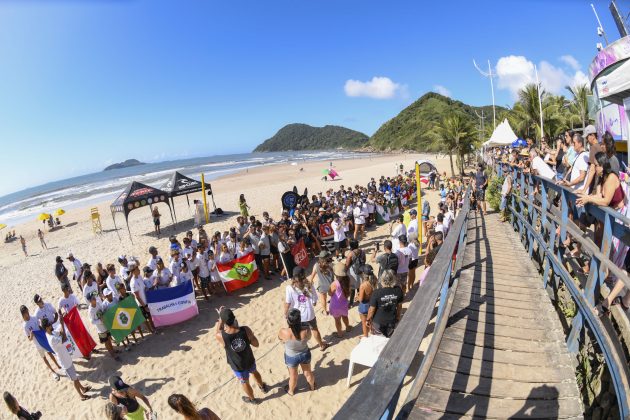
[346,334,390,386]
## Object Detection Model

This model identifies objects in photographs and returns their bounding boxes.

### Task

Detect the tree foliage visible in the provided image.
[253,123,369,152]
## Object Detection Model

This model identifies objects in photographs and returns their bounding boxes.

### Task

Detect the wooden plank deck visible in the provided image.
[408,212,583,419]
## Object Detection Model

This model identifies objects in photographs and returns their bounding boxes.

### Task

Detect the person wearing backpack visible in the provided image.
[371,240,399,279]
[344,240,365,308]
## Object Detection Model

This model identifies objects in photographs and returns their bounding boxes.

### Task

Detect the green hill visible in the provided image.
[367,92,502,151]
[253,123,369,152]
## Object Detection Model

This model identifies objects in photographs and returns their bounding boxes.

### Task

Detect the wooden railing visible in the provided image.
[496,163,630,419]
[333,189,472,420]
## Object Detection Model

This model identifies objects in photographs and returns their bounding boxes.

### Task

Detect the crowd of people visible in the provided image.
[7,162,476,418]
[486,125,630,318]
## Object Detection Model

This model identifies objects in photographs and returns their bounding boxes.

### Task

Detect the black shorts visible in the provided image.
[153,217,160,226]
[475,189,486,201]
[270,245,279,255]
[301,318,318,330]
[254,254,263,268]
[408,259,419,270]
[334,239,347,250]
[98,331,112,344]
[140,305,151,320]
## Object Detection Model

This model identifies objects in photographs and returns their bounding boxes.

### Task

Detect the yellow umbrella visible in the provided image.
[37,213,51,221]
[0,224,6,230]
[54,209,66,216]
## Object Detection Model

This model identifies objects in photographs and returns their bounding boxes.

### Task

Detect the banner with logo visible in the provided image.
[291,238,309,268]
[146,280,198,327]
[102,296,146,343]
[216,252,259,293]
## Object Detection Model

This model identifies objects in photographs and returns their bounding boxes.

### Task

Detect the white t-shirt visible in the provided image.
[46,330,73,369]
[353,206,366,225]
[435,223,445,234]
[169,259,182,279]
[71,259,83,280]
[332,220,346,242]
[570,152,589,190]
[396,247,411,274]
[407,219,418,236]
[196,253,210,277]
[106,275,122,299]
[259,234,271,256]
[249,233,261,254]
[147,256,160,271]
[236,246,253,259]
[88,301,108,333]
[408,242,419,261]
[130,275,147,306]
[175,270,193,286]
[153,268,172,288]
[82,282,99,303]
[391,223,407,241]
[285,284,318,322]
[58,294,79,315]
[23,317,40,338]
[531,156,556,180]
[182,246,195,259]
[35,303,57,325]
[444,210,454,233]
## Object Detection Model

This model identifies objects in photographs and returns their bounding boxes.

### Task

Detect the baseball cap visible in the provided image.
[109,375,129,391]
[143,266,153,274]
[318,208,325,213]
[409,209,417,216]
[66,252,73,259]
[220,308,236,326]
[583,125,597,137]
[82,262,92,269]
[33,294,42,304]
[117,255,127,263]
[292,267,305,278]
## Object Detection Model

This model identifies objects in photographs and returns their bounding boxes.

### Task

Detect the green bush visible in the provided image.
[486,174,504,211]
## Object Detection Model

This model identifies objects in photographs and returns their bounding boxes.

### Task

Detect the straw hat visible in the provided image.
[333,262,347,277]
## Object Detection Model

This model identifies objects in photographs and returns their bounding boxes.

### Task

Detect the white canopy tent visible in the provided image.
[483,118,518,147]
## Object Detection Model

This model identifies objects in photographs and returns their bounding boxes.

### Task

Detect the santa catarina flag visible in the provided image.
[291,238,309,268]
[146,280,198,327]
[103,296,146,343]
[63,306,96,358]
[217,253,259,293]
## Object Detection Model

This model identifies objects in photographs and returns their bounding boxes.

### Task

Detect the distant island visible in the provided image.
[103,159,146,171]
[253,123,369,152]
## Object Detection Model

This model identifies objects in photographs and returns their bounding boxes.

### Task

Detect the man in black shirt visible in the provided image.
[367,270,403,337]
[54,256,71,291]
[215,307,268,404]
[475,164,488,215]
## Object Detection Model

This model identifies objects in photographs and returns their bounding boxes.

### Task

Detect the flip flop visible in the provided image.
[80,395,91,401]
[241,396,260,405]
[84,386,92,392]
[258,383,269,393]
[283,385,295,396]
[52,373,60,381]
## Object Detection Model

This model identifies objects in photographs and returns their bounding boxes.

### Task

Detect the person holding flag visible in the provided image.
[57,284,79,317]
[20,305,61,381]
[40,317,92,401]
[87,294,120,361]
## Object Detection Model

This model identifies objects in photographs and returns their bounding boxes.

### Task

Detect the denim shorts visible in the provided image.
[284,349,311,368]
[500,196,508,211]
[358,302,370,315]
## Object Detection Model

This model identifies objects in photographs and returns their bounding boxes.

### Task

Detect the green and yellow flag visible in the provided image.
[103,296,146,342]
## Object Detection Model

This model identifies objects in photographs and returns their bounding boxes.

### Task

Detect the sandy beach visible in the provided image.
[0,153,452,419]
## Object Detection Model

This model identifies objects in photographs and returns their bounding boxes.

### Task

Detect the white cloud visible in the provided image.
[344,76,405,99]
[560,55,580,71]
[495,55,590,100]
[433,85,451,97]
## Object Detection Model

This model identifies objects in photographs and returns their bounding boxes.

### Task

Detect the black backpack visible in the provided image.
[379,252,399,277]
[351,249,366,274]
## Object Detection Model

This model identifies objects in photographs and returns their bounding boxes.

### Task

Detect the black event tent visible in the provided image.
[110,181,174,241]
[161,172,214,221]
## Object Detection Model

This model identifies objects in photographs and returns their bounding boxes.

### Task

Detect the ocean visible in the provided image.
[0,150,376,227]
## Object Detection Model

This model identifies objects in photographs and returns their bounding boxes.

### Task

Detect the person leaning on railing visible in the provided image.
[576,151,630,316]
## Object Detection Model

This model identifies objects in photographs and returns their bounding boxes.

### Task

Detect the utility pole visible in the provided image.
[473,59,496,129]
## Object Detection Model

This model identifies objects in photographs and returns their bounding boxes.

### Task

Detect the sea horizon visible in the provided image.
[0,150,378,228]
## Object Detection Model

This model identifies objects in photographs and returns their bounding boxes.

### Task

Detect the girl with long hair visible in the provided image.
[167,394,220,420]
[278,309,315,395]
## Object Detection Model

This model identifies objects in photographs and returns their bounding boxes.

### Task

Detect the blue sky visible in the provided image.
[0,0,624,195]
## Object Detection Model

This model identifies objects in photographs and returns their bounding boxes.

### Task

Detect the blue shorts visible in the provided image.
[284,349,311,368]
[421,215,429,221]
[358,302,370,315]
[232,363,257,383]
[500,196,508,211]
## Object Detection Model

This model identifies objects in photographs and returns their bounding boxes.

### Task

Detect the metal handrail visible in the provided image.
[496,162,630,418]
[333,189,472,420]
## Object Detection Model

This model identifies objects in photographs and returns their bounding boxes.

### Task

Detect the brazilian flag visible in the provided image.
[103,296,146,343]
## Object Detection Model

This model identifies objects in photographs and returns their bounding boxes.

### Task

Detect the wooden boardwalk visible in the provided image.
[408,212,583,419]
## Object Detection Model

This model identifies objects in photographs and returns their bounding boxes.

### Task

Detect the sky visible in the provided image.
[0,0,626,196]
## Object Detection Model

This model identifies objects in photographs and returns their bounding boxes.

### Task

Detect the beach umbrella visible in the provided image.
[54,209,66,216]
[0,224,6,230]
[37,213,51,221]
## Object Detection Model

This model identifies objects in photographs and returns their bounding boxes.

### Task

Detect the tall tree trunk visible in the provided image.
[448,152,455,177]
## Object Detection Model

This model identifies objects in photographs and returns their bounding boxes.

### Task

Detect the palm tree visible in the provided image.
[566,83,591,129]
[432,112,475,176]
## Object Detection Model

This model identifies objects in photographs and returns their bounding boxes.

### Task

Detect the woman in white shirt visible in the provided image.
[152,258,172,289]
